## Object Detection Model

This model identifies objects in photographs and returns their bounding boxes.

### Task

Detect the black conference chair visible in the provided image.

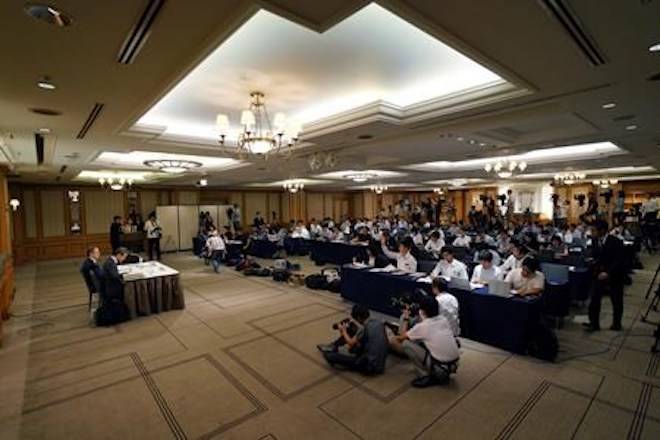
[541,263,571,328]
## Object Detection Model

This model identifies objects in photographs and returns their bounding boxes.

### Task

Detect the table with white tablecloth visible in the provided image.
[119,261,185,319]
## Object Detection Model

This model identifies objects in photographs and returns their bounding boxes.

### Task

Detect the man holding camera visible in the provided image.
[392,296,459,388]
[318,304,388,375]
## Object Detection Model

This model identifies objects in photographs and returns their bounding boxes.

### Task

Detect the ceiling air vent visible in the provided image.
[539,0,607,66]
[76,103,104,139]
[117,0,166,64]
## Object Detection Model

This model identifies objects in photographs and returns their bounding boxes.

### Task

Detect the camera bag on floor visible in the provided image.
[272,269,291,282]
[323,268,342,293]
[244,267,272,277]
[305,273,328,290]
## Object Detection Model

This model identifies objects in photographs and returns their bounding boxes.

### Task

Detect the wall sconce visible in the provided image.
[68,190,80,202]
[9,198,20,211]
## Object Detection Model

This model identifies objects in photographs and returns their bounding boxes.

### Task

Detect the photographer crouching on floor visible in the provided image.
[317,304,388,375]
[388,295,460,388]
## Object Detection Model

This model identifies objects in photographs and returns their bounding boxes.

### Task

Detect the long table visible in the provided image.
[340,265,542,354]
[247,239,280,258]
[309,240,369,265]
[119,261,185,319]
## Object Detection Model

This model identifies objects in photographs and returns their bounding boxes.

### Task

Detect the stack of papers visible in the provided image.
[369,265,397,273]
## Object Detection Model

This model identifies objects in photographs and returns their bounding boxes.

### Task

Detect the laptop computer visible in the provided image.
[488,280,514,298]
[448,277,470,291]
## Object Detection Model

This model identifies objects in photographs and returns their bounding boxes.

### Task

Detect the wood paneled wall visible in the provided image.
[1,170,15,343]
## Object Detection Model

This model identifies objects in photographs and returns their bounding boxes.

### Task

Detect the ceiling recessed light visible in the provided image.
[36,78,56,90]
[24,4,73,27]
[479,142,487,147]
[625,124,638,131]
[198,179,208,187]
[468,139,476,144]
[456,137,464,141]
[602,102,616,109]
[37,128,51,133]
[649,42,660,53]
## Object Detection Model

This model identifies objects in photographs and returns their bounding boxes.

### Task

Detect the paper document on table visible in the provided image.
[351,262,368,268]
[470,283,485,290]
[369,265,396,273]
[416,276,433,284]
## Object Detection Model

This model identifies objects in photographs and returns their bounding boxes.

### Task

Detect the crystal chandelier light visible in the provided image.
[283,181,305,193]
[216,92,301,159]
[433,187,446,195]
[592,178,619,189]
[554,172,586,185]
[99,176,133,191]
[370,184,388,194]
[484,160,527,178]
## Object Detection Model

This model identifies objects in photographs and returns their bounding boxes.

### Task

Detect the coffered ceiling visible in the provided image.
[0,0,659,189]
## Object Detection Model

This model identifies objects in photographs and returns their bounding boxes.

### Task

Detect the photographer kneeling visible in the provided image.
[317,304,388,375]
[391,296,459,388]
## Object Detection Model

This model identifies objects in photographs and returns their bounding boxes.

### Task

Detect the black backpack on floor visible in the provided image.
[244,267,272,277]
[305,274,327,290]
[272,269,290,282]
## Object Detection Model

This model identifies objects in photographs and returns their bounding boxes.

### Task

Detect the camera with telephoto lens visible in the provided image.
[497,194,507,205]
[332,318,358,336]
[390,295,420,316]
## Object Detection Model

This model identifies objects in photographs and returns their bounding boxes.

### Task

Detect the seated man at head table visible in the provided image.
[505,256,545,296]
[430,247,468,280]
[380,235,417,272]
[80,246,104,306]
[391,296,460,388]
[101,247,129,301]
[471,250,502,284]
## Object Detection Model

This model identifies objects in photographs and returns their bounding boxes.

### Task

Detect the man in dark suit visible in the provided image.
[80,246,103,309]
[110,216,123,252]
[101,247,128,301]
[585,220,625,332]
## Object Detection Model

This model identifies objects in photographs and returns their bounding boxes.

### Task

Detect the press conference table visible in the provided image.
[119,261,185,320]
[340,265,542,354]
[309,240,369,265]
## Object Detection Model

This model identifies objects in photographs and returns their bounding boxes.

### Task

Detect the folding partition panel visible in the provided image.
[156,206,179,252]
[178,205,199,251]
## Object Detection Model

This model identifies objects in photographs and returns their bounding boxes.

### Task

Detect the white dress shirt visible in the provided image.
[436,293,460,336]
[452,235,471,247]
[381,244,417,272]
[430,259,468,280]
[425,238,445,254]
[470,264,502,283]
[499,254,524,273]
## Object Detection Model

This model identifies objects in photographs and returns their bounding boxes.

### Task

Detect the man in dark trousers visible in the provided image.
[110,216,123,252]
[80,246,103,310]
[584,220,625,332]
[97,247,130,326]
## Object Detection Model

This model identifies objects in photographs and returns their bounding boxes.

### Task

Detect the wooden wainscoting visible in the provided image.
[13,234,112,265]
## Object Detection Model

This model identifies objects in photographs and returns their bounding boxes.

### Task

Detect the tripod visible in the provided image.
[640,264,660,352]
[644,263,660,300]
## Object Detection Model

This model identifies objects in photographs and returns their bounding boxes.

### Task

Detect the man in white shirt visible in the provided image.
[505,256,545,296]
[205,231,226,273]
[380,236,417,273]
[471,250,502,284]
[309,219,322,238]
[452,231,471,248]
[424,231,445,256]
[143,213,162,261]
[499,242,527,275]
[392,296,459,387]
[431,278,459,337]
[431,248,468,280]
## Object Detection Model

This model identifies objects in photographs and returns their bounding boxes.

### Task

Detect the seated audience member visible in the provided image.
[499,242,528,274]
[80,246,104,308]
[206,230,226,273]
[309,218,322,238]
[496,231,511,254]
[352,226,371,243]
[471,250,502,284]
[505,256,545,296]
[452,230,471,248]
[431,277,459,337]
[355,242,390,268]
[430,247,468,280]
[291,220,311,239]
[392,296,459,387]
[424,230,445,256]
[548,235,568,258]
[318,304,388,375]
[411,228,424,246]
[380,236,417,272]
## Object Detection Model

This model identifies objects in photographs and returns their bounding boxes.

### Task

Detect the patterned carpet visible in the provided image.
[1,252,659,439]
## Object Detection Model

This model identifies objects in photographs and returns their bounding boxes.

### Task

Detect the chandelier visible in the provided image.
[216,92,301,159]
[144,159,202,174]
[346,172,377,183]
[554,172,586,185]
[283,181,305,193]
[99,176,133,191]
[433,187,446,195]
[370,184,388,194]
[592,178,618,189]
[484,160,527,178]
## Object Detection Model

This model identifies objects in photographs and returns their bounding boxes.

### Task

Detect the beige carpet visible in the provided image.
[1,252,659,439]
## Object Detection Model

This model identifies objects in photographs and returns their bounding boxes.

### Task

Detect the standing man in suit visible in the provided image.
[80,246,103,309]
[110,216,123,252]
[584,220,625,332]
[102,247,129,301]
